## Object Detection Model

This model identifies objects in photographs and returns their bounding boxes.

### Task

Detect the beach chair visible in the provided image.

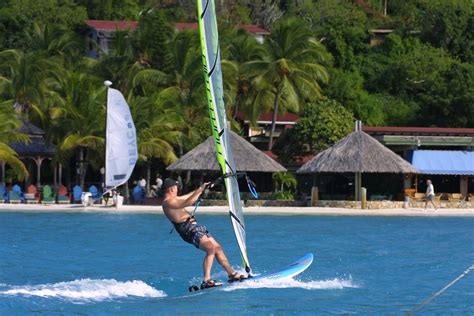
[72,185,82,203]
[413,193,425,202]
[41,185,56,204]
[8,184,24,203]
[434,193,443,203]
[448,193,464,202]
[88,185,101,204]
[24,184,40,204]
[57,184,70,204]
[0,184,6,203]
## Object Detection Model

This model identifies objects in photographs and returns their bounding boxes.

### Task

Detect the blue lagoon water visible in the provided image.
[0,211,473,315]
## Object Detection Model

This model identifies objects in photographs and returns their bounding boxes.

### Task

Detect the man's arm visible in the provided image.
[165,183,209,209]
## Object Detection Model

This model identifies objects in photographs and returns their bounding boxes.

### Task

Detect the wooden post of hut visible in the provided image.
[354,121,363,202]
[361,187,367,209]
[460,176,468,199]
[311,186,319,206]
[355,172,361,201]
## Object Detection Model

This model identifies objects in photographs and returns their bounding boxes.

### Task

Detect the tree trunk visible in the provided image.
[232,92,242,119]
[65,163,71,189]
[58,163,63,185]
[185,170,191,189]
[124,181,130,204]
[79,147,84,188]
[146,160,151,197]
[268,91,281,150]
[79,147,88,190]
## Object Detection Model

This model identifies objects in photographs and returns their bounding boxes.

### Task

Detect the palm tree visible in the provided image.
[224,31,266,121]
[150,30,209,152]
[242,18,329,150]
[50,69,106,188]
[0,101,29,181]
[272,171,297,193]
[128,94,184,194]
[0,49,54,121]
[95,29,155,96]
[24,22,86,61]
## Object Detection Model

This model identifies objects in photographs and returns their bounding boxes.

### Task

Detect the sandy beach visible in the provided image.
[0,203,473,216]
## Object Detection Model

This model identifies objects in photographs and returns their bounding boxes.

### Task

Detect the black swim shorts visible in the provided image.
[173,218,212,248]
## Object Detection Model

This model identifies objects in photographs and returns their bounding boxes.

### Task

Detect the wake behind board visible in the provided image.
[188,253,313,292]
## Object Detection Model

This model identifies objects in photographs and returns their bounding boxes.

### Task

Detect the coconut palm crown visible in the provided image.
[242,18,329,150]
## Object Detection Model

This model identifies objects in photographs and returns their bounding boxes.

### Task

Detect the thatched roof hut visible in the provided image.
[167,131,286,173]
[4,120,56,187]
[297,130,417,174]
[297,124,417,203]
[9,120,56,157]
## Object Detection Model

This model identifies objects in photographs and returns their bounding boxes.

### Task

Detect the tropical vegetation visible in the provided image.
[0,0,473,187]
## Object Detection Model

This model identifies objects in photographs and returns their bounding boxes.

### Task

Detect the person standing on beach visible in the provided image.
[151,174,163,197]
[161,178,247,289]
[424,179,437,211]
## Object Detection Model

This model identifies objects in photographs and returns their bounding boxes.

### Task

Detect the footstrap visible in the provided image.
[228,272,249,283]
[200,279,218,289]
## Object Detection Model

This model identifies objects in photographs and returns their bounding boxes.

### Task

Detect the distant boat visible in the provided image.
[82,81,138,208]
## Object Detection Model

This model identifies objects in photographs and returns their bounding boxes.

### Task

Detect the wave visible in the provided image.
[0,278,166,302]
[222,276,359,291]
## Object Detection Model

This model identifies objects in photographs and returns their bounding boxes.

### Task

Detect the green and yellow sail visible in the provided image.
[197,0,251,272]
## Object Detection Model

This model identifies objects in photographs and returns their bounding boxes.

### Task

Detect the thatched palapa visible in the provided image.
[9,120,56,157]
[167,131,286,173]
[297,130,417,174]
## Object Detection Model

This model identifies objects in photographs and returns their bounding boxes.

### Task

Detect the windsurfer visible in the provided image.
[161,178,247,289]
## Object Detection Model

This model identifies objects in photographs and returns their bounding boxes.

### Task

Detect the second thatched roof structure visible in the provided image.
[167,131,286,173]
[297,130,417,174]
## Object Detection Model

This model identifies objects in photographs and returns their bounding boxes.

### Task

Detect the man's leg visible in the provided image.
[210,238,234,275]
[199,236,234,280]
[199,236,216,281]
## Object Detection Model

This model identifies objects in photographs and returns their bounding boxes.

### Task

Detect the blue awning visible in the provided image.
[408,150,474,175]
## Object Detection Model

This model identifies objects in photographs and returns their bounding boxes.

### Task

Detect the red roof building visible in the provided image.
[85,20,270,57]
[234,111,299,151]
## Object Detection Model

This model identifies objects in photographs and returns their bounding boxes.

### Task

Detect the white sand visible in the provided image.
[0,203,473,216]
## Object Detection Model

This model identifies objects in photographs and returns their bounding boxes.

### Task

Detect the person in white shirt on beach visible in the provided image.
[424,179,437,211]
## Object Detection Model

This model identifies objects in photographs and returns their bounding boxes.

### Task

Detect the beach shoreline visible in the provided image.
[0,203,473,216]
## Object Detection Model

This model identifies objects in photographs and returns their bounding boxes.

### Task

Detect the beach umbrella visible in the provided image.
[297,121,417,200]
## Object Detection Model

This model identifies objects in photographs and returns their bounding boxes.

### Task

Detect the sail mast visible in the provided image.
[104,80,111,192]
[197,0,251,272]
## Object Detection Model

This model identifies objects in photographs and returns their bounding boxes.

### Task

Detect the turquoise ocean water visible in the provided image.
[0,211,473,315]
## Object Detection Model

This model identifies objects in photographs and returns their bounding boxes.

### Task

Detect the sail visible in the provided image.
[105,87,138,189]
[197,0,251,272]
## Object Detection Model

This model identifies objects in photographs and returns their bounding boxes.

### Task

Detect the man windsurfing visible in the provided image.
[161,178,248,289]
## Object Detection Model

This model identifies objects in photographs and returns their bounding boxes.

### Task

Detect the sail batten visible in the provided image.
[197,0,251,272]
[105,87,138,189]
